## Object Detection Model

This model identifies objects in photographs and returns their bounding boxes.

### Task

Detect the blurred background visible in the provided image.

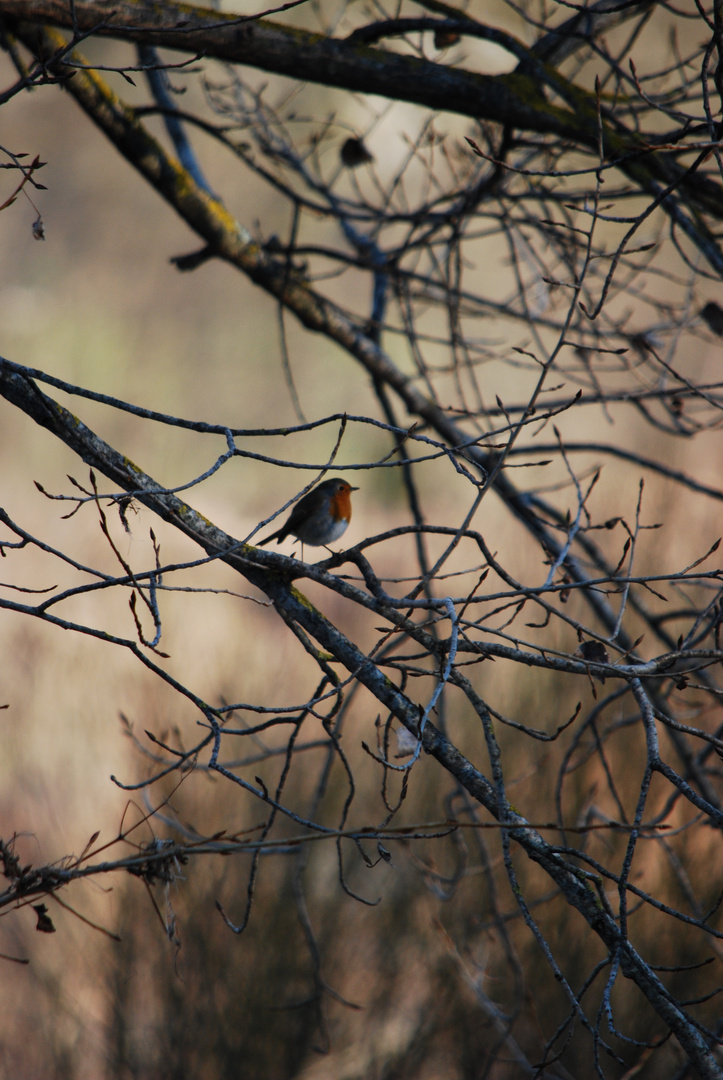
[1,3,722,1077]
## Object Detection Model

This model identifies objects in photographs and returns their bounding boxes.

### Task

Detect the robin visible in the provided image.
[257,478,359,548]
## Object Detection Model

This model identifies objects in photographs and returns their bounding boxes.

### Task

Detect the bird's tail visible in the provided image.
[257,530,283,546]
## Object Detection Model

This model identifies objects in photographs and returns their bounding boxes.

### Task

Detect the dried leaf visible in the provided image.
[434,28,460,48]
[33,904,56,933]
[340,137,373,168]
[700,301,723,336]
[575,639,609,683]
[396,726,418,757]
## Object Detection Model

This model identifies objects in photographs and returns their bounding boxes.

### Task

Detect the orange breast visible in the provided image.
[330,488,352,522]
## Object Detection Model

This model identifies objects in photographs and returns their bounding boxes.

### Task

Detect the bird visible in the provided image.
[257,478,359,548]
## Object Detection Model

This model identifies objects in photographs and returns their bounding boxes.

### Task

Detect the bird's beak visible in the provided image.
[350,485,360,491]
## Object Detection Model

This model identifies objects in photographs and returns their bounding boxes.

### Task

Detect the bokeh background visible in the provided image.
[1,5,723,1078]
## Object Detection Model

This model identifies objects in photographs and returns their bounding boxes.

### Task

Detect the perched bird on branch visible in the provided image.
[258,478,359,547]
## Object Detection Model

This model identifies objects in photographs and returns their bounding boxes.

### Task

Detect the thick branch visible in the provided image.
[0,357,496,812]
[4,22,699,661]
[4,0,723,231]
[0,358,721,1077]
[0,0,597,139]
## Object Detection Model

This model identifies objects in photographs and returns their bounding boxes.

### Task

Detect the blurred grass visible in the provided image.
[0,25,722,1080]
